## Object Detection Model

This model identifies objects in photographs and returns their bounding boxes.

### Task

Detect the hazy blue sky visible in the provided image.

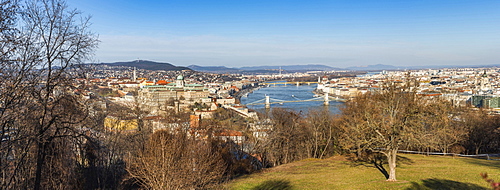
[66,0,500,68]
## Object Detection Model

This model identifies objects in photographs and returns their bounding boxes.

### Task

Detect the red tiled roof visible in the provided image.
[156,80,170,85]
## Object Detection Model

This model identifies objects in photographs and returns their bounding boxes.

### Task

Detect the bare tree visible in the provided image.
[423,100,467,154]
[338,94,377,160]
[338,82,445,181]
[1,1,25,188]
[127,130,225,190]
[462,109,500,155]
[0,0,98,189]
[305,108,339,159]
[257,108,311,167]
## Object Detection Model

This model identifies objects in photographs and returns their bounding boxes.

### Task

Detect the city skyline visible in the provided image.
[67,0,500,68]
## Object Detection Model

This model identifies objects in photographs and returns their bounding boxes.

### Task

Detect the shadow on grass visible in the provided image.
[347,153,414,180]
[347,154,415,166]
[396,155,415,165]
[405,178,488,190]
[461,157,500,170]
[251,179,292,190]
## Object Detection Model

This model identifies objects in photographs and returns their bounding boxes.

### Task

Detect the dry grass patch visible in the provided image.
[226,154,499,190]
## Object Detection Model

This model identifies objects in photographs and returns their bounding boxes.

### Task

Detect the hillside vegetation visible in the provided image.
[103,60,191,71]
[227,154,499,190]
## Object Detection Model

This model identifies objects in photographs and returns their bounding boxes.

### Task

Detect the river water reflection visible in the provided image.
[240,82,343,114]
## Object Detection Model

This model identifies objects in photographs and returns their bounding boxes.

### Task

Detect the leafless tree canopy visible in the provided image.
[0,0,98,189]
[338,81,470,181]
[304,108,339,159]
[255,108,311,166]
[127,130,225,190]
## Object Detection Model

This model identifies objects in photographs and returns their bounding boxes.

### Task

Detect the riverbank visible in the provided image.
[312,88,348,102]
[233,84,261,103]
[240,84,344,113]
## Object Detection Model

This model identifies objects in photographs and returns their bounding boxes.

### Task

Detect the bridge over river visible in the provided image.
[259,81,318,86]
[240,82,344,113]
[245,94,346,109]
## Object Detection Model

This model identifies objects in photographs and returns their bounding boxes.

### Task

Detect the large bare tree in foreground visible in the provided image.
[339,82,455,181]
[0,0,98,189]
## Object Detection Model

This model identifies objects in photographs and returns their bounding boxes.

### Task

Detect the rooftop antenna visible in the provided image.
[279,66,282,76]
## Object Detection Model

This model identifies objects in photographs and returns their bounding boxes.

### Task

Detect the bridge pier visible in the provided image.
[265,95,271,109]
[296,82,300,86]
[324,93,329,105]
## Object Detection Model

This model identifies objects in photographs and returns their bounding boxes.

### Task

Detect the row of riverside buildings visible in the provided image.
[317,68,500,110]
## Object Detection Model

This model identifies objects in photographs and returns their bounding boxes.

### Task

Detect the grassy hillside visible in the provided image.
[226,154,500,190]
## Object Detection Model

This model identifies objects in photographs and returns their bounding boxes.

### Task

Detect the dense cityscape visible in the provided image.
[86,63,500,156]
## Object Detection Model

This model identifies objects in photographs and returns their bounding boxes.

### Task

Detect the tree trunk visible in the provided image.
[386,149,397,181]
[356,144,362,160]
[313,131,319,158]
[320,125,333,159]
[34,142,47,190]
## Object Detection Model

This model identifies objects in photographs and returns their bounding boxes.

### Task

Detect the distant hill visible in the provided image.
[345,63,500,71]
[405,64,500,70]
[346,64,399,71]
[187,65,240,73]
[239,64,341,71]
[187,64,340,74]
[98,60,500,73]
[102,60,191,71]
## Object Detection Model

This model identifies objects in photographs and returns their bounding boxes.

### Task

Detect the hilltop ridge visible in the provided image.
[101,60,191,71]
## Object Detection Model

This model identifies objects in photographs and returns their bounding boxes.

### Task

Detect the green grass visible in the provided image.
[226,154,500,190]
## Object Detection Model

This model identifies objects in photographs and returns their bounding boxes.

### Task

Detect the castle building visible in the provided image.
[137,75,209,114]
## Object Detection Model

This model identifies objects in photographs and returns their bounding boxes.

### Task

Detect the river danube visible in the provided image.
[240,82,343,114]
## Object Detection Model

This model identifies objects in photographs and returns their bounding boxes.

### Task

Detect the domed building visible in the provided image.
[176,75,185,87]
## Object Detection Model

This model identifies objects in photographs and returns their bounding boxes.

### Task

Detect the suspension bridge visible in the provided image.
[245,94,346,108]
[260,81,318,86]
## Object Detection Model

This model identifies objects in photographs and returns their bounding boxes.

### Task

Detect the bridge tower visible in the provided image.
[265,95,271,109]
[324,93,329,105]
[296,82,300,86]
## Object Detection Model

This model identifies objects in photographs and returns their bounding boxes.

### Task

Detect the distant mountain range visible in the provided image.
[96,60,500,73]
[187,64,407,73]
[348,64,500,71]
[186,65,240,73]
[187,64,341,73]
[345,64,399,71]
[100,60,191,71]
[238,64,341,71]
[189,63,500,73]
